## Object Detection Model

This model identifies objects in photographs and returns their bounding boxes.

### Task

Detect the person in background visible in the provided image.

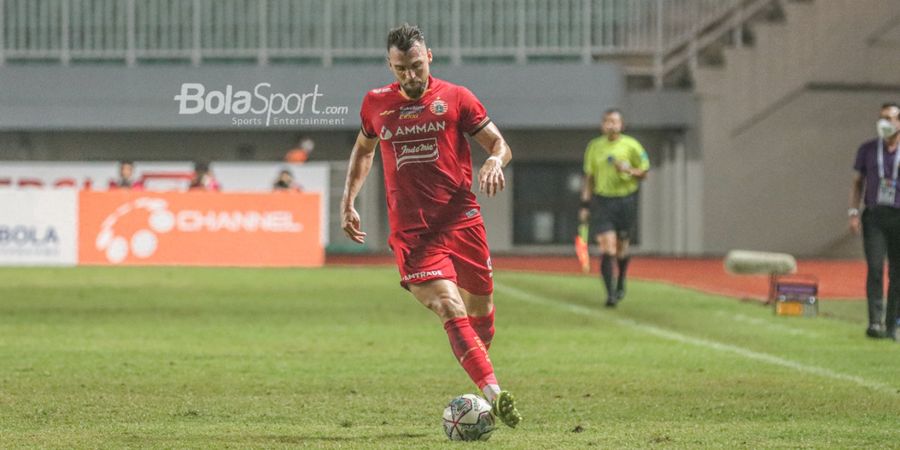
[109,160,143,190]
[285,137,315,164]
[579,109,650,308]
[189,161,220,191]
[850,102,900,339]
[273,168,302,191]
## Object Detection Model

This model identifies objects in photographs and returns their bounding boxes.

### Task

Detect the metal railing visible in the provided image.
[1,0,755,83]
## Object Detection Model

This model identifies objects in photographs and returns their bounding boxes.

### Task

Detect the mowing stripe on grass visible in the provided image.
[495,282,897,396]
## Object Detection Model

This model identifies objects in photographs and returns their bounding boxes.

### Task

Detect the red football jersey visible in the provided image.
[360,75,492,234]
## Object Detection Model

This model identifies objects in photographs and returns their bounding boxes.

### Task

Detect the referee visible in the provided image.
[579,109,650,307]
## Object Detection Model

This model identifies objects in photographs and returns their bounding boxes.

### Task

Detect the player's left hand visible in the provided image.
[479,158,505,197]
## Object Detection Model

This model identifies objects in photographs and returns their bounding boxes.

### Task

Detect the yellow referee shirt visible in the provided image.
[583,134,650,197]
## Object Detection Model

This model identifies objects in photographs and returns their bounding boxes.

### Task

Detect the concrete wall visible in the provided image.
[694,0,900,257]
[0,63,625,131]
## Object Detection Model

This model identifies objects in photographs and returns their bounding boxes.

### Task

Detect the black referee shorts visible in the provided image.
[590,193,637,240]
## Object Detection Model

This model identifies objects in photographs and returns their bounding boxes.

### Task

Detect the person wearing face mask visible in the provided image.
[850,102,900,340]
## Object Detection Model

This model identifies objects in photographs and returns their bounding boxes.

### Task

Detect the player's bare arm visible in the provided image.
[473,122,511,197]
[613,161,648,179]
[341,131,379,244]
[624,166,649,179]
[579,173,593,222]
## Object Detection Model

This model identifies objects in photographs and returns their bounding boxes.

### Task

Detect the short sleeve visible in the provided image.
[583,142,595,175]
[458,87,491,135]
[853,145,866,175]
[359,93,377,139]
[632,140,650,171]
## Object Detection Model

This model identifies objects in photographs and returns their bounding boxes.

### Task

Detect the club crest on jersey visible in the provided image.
[430,99,448,116]
[399,104,426,120]
[392,138,439,169]
[379,125,393,140]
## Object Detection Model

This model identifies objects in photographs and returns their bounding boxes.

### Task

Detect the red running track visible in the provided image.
[326,254,867,301]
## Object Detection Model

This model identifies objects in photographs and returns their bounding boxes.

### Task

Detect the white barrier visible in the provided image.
[0,190,78,266]
[0,161,330,245]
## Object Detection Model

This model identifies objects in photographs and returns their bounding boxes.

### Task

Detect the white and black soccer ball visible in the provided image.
[442,394,495,441]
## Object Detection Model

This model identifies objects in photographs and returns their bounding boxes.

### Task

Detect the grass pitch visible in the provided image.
[0,266,898,448]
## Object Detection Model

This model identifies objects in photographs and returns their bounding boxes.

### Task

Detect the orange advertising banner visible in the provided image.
[78,191,322,267]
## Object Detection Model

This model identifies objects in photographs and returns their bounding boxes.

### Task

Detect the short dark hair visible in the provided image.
[387,23,425,52]
[883,102,899,110]
[119,160,133,166]
[603,108,623,118]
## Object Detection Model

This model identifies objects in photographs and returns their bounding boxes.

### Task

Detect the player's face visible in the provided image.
[120,163,133,179]
[602,112,623,136]
[882,106,900,137]
[387,42,432,99]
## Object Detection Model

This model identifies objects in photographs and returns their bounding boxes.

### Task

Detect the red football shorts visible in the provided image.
[389,223,493,295]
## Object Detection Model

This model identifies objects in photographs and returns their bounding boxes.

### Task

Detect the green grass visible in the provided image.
[0,266,898,448]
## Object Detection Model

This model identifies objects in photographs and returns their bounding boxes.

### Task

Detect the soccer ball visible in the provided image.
[442,394,495,441]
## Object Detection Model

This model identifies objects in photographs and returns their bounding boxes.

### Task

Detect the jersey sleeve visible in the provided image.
[359,92,377,139]
[631,139,650,171]
[853,144,866,175]
[458,87,491,135]
[583,142,596,176]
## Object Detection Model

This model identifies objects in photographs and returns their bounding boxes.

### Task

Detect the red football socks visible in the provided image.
[467,307,495,350]
[443,316,497,389]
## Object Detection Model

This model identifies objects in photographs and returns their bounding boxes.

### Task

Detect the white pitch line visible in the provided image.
[495,282,897,395]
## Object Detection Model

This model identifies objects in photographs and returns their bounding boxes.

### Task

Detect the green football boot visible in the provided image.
[491,390,522,428]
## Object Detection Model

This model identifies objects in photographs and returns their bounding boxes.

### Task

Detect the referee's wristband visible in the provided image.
[848,208,860,217]
[580,200,591,209]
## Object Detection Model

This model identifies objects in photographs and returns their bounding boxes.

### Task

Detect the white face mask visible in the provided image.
[877,118,897,139]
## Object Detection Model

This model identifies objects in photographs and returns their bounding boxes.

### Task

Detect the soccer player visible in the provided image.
[579,109,650,307]
[340,24,521,428]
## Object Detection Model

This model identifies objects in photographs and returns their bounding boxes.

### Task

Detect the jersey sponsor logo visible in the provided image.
[402,269,443,282]
[379,125,393,140]
[393,120,446,137]
[392,138,440,169]
[379,109,396,116]
[430,99,448,116]
[399,104,426,119]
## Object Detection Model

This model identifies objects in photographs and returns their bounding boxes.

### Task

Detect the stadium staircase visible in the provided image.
[691,0,897,132]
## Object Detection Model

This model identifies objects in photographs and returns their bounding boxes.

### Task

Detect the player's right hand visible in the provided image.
[578,207,589,223]
[342,207,367,244]
[849,216,861,235]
